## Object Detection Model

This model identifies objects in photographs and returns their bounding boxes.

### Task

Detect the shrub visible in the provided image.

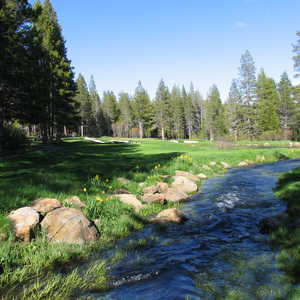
[2,124,28,151]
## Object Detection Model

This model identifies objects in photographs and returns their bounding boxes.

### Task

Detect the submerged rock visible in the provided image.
[150,208,187,224]
[41,207,99,244]
[8,207,40,242]
[259,212,289,234]
[31,198,62,214]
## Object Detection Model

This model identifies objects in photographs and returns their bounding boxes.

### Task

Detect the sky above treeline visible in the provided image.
[29,0,300,100]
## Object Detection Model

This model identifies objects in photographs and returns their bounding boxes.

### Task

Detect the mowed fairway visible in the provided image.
[1,138,300,299]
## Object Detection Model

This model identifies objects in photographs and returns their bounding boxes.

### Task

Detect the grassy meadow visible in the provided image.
[1,138,300,299]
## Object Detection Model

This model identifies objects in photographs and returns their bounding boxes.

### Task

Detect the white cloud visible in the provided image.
[235,21,248,29]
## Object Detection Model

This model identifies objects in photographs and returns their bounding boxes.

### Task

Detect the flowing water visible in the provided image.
[85,159,300,300]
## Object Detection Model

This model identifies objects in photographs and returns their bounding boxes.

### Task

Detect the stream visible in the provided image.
[85,159,300,300]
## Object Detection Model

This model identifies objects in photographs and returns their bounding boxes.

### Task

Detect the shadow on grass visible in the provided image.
[0,141,180,212]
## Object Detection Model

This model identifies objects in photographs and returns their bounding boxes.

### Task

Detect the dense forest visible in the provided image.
[1,0,300,153]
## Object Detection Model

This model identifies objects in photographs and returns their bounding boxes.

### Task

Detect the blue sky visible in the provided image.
[30,0,300,100]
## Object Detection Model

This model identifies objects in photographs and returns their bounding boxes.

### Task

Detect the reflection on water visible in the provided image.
[85,159,300,300]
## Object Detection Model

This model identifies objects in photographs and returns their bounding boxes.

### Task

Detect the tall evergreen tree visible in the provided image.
[0,0,35,151]
[278,72,294,139]
[293,31,300,78]
[75,74,92,136]
[256,70,280,134]
[132,81,152,138]
[102,91,119,136]
[182,86,193,138]
[33,0,77,141]
[226,79,243,141]
[154,79,171,140]
[117,92,132,137]
[239,50,257,138]
[206,85,226,141]
[170,85,185,139]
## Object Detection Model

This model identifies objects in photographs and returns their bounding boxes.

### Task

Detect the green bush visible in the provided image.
[3,125,28,151]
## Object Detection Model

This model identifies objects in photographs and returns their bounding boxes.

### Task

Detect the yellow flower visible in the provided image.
[109,186,112,189]
[96,197,102,201]
[83,188,87,192]
[95,175,100,180]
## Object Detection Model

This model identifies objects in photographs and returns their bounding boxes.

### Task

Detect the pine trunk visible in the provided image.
[138,121,143,139]
[161,127,165,140]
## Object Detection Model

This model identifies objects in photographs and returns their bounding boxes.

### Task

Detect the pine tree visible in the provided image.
[117,93,132,137]
[132,81,152,138]
[154,79,171,140]
[239,50,257,138]
[256,70,280,134]
[33,0,77,141]
[170,85,185,139]
[89,75,102,136]
[0,0,35,151]
[226,79,243,141]
[189,83,203,137]
[278,72,294,139]
[102,91,119,136]
[290,85,300,140]
[75,74,92,136]
[293,31,300,78]
[182,86,193,138]
[206,85,226,141]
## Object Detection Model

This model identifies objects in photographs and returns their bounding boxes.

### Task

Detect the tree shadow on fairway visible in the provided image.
[0,141,181,212]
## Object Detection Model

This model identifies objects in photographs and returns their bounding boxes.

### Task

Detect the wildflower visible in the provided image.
[83,188,87,192]
[95,175,100,180]
[109,186,112,189]
[106,179,109,182]
[96,197,102,201]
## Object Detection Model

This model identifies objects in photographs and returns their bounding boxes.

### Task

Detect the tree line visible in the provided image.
[77,48,300,141]
[1,1,300,153]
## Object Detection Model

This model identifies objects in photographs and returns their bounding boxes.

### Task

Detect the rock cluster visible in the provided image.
[8,197,99,244]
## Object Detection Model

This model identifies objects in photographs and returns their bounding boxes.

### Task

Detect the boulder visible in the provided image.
[150,208,187,224]
[31,198,62,214]
[112,188,130,194]
[171,176,198,193]
[197,173,208,180]
[41,208,99,244]
[164,188,189,202]
[143,182,168,194]
[202,165,212,171]
[65,196,86,209]
[142,193,166,204]
[8,207,40,242]
[238,161,249,167]
[259,212,289,234]
[175,170,199,182]
[220,162,231,169]
[209,161,217,166]
[117,177,130,185]
[256,155,266,162]
[115,194,143,212]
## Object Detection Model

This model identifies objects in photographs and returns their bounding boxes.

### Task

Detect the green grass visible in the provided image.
[269,168,300,280]
[1,138,300,298]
